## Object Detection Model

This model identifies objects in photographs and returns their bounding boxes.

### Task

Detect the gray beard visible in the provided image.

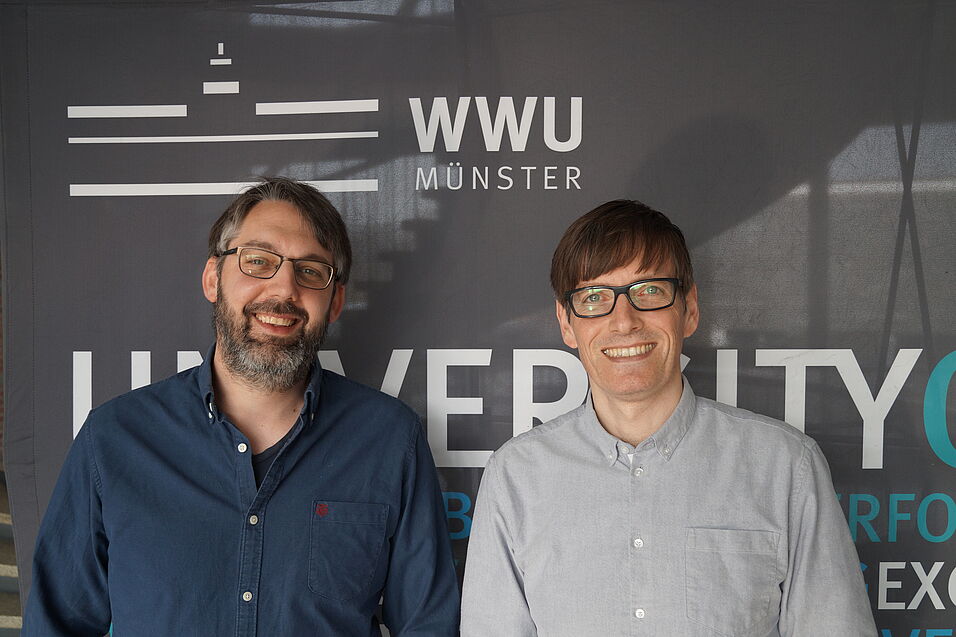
[213,285,328,392]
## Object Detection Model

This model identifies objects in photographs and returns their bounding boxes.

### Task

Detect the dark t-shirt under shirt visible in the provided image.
[252,427,295,488]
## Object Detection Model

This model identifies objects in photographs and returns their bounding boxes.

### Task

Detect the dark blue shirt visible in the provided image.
[23,350,460,636]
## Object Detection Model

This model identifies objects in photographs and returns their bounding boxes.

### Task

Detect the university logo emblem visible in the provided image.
[67,42,379,198]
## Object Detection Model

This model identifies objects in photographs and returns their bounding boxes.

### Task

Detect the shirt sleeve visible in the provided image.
[22,420,112,636]
[779,439,878,636]
[460,453,537,637]
[381,420,460,636]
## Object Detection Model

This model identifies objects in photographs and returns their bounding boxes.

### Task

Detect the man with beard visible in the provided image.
[23,178,459,636]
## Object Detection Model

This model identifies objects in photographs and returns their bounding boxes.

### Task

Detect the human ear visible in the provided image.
[556,299,579,349]
[202,258,219,303]
[682,284,700,338]
[327,284,346,323]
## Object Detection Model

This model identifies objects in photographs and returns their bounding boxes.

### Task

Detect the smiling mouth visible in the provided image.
[602,344,655,358]
[255,313,298,327]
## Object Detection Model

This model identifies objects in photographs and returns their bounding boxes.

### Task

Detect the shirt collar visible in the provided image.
[198,344,217,419]
[580,401,624,467]
[582,376,697,466]
[197,344,324,423]
[649,376,696,461]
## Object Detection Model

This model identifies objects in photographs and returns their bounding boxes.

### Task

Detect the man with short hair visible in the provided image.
[24,178,459,636]
[461,200,876,635]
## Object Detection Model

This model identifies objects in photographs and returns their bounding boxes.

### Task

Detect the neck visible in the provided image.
[591,376,684,446]
[211,345,308,453]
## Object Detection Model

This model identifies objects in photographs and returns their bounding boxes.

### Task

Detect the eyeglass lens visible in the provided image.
[570,280,676,316]
[238,247,333,289]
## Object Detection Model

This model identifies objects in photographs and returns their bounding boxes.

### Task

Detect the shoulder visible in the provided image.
[76,367,206,467]
[697,396,806,439]
[318,369,421,433]
[693,395,818,459]
[489,403,585,467]
[85,366,202,430]
[320,370,417,419]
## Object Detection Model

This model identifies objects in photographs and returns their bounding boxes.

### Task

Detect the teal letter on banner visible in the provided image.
[925,351,956,468]
[917,493,956,542]
[443,492,473,540]
[888,493,915,542]
[848,494,880,542]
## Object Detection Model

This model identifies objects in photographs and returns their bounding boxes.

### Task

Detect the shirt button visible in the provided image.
[237,443,248,453]
[663,446,671,455]
[633,466,645,477]
[633,537,644,548]
[249,515,259,526]
[635,608,645,619]
[242,591,253,602]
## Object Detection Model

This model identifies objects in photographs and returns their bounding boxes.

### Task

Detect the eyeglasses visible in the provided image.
[219,246,336,290]
[565,278,680,318]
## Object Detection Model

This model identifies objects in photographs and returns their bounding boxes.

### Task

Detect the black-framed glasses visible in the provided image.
[219,246,336,290]
[565,278,681,318]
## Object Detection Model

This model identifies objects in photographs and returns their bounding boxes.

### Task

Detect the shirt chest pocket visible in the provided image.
[309,500,389,602]
[684,527,782,637]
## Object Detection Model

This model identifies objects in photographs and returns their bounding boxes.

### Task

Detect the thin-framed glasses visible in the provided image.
[566,277,680,318]
[219,246,336,290]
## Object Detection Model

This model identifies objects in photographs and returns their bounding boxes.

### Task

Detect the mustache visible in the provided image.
[243,300,308,323]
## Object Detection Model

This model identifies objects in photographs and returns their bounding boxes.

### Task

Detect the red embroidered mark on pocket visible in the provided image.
[316,503,329,517]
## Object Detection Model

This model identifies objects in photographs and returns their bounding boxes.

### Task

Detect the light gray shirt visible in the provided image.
[461,378,876,636]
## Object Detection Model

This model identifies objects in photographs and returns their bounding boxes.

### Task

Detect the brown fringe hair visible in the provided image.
[550,200,693,307]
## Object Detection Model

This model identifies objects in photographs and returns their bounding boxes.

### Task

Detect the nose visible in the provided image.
[607,291,644,333]
[264,260,299,299]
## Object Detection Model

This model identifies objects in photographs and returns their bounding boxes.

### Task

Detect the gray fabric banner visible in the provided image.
[2,1,954,632]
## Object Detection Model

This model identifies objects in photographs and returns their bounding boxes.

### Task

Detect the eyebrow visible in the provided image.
[239,240,328,262]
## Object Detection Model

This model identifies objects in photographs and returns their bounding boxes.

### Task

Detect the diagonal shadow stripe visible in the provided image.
[879,0,936,375]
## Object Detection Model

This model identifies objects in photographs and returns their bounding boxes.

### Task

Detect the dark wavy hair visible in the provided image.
[208,177,353,284]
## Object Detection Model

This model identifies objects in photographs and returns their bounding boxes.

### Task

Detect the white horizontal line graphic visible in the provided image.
[68,131,378,144]
[204,81,239,94]
[256,99,379,115]
[69,180,378,196]
[210,58,233,65]
[67,105,187,118]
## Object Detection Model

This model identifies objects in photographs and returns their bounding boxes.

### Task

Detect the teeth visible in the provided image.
[256,314,295,327]
[603,344,654,358]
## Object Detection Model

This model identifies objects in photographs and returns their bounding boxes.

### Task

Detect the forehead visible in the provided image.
[577,253,676,287]
[232,200,327,255]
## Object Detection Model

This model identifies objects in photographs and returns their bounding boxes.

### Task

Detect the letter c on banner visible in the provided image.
[925,351,956,468]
